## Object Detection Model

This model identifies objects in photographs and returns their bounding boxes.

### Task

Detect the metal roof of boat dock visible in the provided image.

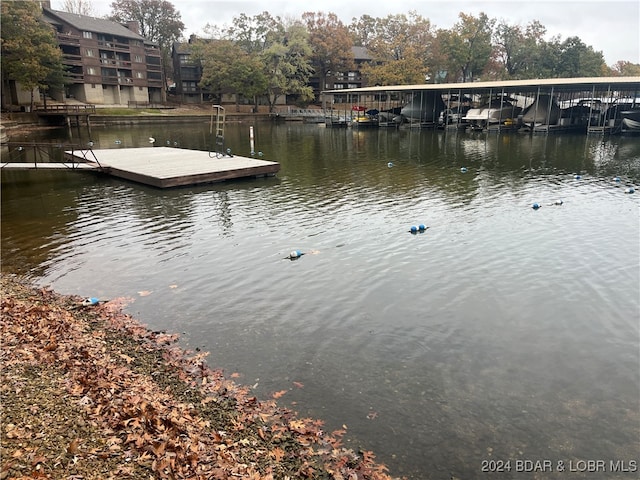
[323,76,640,94]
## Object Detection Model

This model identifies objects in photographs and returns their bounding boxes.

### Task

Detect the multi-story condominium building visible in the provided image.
[322,46,373,92]
[42,7,163,105]
[171,37,213,104]
[171,39,373,106]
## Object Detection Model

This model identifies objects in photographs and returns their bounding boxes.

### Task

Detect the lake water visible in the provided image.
[2,121,639,479]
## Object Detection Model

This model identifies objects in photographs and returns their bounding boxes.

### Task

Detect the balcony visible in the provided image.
[57,33,80,45]
[97,40,132,52]
[99,59,133,68]
[62,54,83,66]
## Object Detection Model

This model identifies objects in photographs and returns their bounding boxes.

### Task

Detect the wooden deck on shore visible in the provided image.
[63,146,280,188]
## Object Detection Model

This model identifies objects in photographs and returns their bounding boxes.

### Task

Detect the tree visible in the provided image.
[225,11,283,54]
[353,12,434,85]
[556,36,607,77]
[610,61,640,76]
[260,23,314,110]
[302,12,354,95]
[192,39,267,108]
[61,0,95,16]
[349,14,377,48]
[438,12,495,82]
[109,0,185,89]
[493,20,547,79]
[1,1,65,109]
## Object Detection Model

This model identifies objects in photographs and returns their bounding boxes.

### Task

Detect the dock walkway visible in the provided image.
[66,147,280,188]
[2,146,280,188]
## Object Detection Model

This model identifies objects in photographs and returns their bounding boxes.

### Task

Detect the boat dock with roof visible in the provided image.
[323,76,640,134]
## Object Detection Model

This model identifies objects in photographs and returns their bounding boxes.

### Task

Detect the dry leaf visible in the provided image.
[272,390,288,399]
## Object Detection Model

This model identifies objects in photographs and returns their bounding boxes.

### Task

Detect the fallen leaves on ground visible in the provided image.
[1,275,401,480]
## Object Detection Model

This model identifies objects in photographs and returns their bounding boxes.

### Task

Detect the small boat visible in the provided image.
[463,96,522,130]
[620,108,640,133]
[439,105,471,126]
[399,92,445,124]
[351,107,379,128]
[521,94,561,127]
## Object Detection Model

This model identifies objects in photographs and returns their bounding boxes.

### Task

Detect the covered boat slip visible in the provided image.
[323,77,640,133]
[62,147,280,188]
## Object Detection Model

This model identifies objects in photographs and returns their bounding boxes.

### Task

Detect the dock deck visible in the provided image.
[65,146,280,188]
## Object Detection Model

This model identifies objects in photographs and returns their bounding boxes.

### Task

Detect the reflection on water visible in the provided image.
[2,123,639,478]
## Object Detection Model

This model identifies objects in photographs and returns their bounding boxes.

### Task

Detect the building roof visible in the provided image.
[352,46,372,61]
[43,7,146,41]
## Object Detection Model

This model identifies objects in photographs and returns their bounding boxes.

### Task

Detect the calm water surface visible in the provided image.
[2,121,639,479]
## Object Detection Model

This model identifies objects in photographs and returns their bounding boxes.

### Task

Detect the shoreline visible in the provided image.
[1,274,400,479]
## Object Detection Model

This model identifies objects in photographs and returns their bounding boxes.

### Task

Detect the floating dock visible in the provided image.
[62,146,280,188]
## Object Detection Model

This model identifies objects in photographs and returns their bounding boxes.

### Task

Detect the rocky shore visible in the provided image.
[1,274,399,480]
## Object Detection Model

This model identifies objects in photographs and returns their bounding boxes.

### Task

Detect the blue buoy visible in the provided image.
[410,226,418,233]
[460,167,468,173]
[625,187,635,194]
[81,297,100,306]
[532,203,541,210]
[574,174,581,180]
[614,176,621,183]
[388,162,394,168]
[289,250,303,259]
[418,224,426,231]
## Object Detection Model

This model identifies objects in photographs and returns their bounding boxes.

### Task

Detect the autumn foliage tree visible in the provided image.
[1,0,65,109]
[302,12,355,94]
[354,12,434,85]
[109,0,185,87]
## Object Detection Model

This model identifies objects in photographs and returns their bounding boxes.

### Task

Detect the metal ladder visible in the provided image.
[209,105,227,158]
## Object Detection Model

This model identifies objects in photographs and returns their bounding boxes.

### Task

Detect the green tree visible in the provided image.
[193,39,267,108]
[493,20,546,79]
[438,12,495,82]
[1,0,65,109]
[260,23,314,110]
[556,36,607,77]
[109,0,185,89]
[302,12,354,95]
[225,12,282,54]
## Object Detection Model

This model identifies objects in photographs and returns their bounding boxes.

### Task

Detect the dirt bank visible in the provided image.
[1,274,399,480]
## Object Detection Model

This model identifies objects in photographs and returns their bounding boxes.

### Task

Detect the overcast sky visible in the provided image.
[52,0,639,65]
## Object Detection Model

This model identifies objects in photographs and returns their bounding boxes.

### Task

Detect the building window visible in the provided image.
[82,31,92,39]
[136,71,144,79]
[86,67,96,75]
[91,84,96,88]
[86,49,95,57]
[134,55,143,63]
